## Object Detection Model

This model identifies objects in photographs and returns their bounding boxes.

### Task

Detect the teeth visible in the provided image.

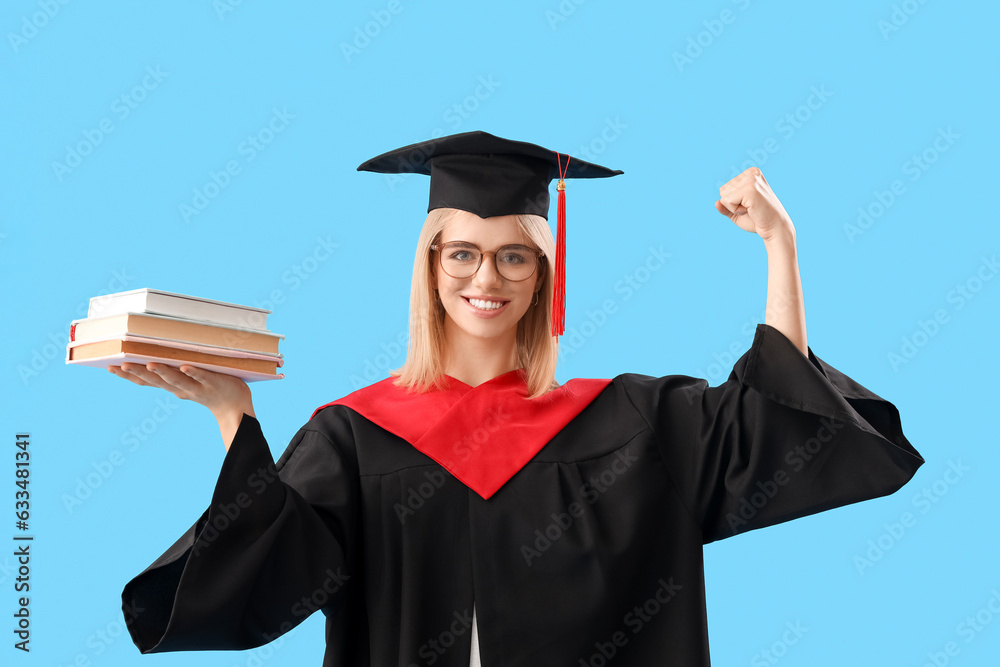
[469,298,505,311]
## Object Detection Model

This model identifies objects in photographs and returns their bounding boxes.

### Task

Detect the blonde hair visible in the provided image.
[389,208,560,398]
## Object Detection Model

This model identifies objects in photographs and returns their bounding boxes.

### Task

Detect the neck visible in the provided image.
[441,321,520,387]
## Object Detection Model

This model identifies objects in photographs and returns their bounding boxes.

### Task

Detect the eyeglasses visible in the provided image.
[431,241,544,282]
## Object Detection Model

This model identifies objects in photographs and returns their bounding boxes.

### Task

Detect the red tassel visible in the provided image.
[552,153,570,337]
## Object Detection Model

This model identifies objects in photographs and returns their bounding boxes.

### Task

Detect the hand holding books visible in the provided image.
[68,288,285,449]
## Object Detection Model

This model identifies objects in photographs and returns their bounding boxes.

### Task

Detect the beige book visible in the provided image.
[71,312,282,354]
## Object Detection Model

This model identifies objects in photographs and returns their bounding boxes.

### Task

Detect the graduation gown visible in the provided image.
[121,323,923,665]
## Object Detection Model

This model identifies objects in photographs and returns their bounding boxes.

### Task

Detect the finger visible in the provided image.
[120,362,175,389]
[147,363,204,392]
[719,167,757,196]
[715,196,745,218]
[178,364,214,382]
[718,182,745,211]
[111,364,156,387]
[180,364,250,395]
[178,364,236,388]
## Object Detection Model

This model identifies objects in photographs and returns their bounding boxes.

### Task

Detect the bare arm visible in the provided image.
[762,228,807,355]
[716,167,808,356]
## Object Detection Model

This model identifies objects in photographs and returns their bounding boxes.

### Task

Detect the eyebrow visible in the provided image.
[444,241,534,249]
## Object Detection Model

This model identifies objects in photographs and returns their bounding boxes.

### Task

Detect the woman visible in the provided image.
[111,131,923,666]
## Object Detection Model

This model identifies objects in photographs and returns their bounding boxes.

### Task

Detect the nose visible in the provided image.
[472,251,504,289]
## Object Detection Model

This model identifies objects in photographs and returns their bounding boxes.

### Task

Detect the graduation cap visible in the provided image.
[357,130,624,337]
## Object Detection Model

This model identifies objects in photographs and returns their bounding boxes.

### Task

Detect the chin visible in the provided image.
[455,318,518,341]
[444,306,525,343]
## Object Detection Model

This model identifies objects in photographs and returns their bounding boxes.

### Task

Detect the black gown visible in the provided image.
[121,324,923,665]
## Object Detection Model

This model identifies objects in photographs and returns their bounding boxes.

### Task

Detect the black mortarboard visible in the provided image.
[357,130,624,336]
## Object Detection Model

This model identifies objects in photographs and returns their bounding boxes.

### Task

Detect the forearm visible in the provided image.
[215,404,255,452]
[762,227,807,356]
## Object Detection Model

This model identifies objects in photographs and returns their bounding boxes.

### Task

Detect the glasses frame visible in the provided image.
[431,241,545,282]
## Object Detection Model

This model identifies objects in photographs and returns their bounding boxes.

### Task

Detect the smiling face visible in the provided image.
[433,210,542,352]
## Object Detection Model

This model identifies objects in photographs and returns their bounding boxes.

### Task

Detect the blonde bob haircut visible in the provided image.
[390,207,560,399]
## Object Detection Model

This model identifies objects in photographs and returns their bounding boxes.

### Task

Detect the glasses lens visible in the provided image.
[438,244,538,281]
[439,245,481,279]
[494,246,537,281]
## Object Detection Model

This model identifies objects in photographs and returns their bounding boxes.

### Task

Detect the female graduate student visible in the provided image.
[111,131,923,666]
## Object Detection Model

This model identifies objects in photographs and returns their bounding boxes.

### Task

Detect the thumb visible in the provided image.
[715,200,739,218]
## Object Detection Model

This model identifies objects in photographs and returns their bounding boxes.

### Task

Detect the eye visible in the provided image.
[448,250,477,262]
[498,247,532,265]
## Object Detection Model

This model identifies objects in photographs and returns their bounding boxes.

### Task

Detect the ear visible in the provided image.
[534,260,546,292]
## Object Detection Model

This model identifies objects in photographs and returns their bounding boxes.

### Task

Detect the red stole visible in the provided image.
[312,369,611,499]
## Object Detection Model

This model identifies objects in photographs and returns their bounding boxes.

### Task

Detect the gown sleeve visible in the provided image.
[620,323,924,544]
[121,412,360,653]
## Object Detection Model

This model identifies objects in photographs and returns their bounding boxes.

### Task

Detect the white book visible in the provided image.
[88,288,271,331]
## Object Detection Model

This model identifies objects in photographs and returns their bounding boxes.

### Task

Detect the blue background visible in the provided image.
[3,1,998,665]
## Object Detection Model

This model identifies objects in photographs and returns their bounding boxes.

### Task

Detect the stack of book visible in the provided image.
[65,288,285,382]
